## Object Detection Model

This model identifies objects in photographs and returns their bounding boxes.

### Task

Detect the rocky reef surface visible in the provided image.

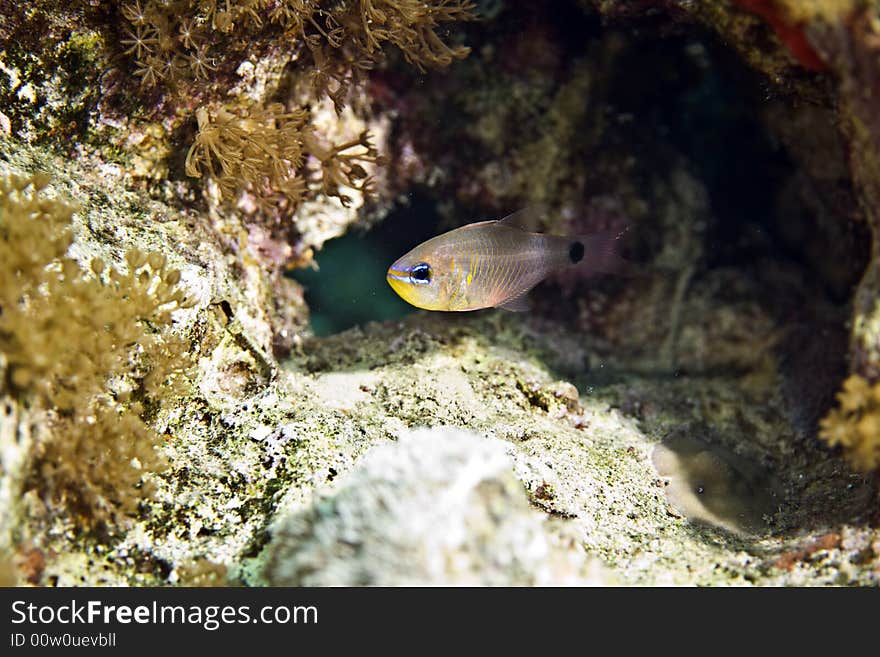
[2,0,880,586]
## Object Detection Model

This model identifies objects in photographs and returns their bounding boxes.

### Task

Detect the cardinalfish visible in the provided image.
[386,208,627,312]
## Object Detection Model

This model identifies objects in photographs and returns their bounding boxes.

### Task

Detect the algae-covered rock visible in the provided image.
[255,313,876,586]
[263,427,604,586]
[5,240,876,586]
[0,138,307,582]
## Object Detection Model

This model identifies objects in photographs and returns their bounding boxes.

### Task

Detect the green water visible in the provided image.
[291,198,441,336]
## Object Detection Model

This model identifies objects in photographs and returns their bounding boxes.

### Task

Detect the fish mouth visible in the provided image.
[386,266,410,299]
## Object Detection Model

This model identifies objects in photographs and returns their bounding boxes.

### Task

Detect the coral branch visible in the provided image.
[0,173,195,529]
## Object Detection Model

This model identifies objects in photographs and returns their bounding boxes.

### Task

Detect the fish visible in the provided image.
[386,208,627,312]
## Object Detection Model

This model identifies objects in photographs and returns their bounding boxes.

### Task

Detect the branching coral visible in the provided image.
[303,127,382,207]
[118,0,475,101]
[185,102,382,210]
[111,1,474,266]
[819,374,880,471]
[0,173,195,528]
[185,103,309,211]
[291,0,477,108]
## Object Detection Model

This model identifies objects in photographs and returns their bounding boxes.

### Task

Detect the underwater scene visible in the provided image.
[1,0,879,588]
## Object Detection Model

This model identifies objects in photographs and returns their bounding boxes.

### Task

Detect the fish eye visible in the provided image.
[410,263,432,284]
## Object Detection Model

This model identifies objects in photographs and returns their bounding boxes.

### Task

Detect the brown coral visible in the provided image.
[118,0,475,102]
[303,128,383,207]
[0,173,195,528]
[185,103,309,211]
[819,375,880,471]
[173,1,475,217]
[185,101,383,211]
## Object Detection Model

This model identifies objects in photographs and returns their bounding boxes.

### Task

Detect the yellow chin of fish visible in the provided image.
[387,272,433,310]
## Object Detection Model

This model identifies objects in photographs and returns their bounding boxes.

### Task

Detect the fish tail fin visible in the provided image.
[569,227,635,276]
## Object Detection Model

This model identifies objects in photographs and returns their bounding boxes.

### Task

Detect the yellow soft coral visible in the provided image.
[185,103,309,211]
[120,0,476,102]
[819,374,880,471]
[186,102,383,211]
[0,173,195,528]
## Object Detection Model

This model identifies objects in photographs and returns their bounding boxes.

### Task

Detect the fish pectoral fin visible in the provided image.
[496,291,531,312]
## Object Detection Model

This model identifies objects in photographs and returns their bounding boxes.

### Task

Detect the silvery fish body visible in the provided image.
[386,210,623,312]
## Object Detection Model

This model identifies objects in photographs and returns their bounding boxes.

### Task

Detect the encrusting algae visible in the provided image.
[819,374,880,471]
[0,173,195,529]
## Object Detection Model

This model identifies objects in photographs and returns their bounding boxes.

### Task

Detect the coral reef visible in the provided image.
[376,0,876,463]
[0,0,475,272]
[249,314,877,586]
[3,0,880,590]
[0,137,308,581]
[9,301,873,586]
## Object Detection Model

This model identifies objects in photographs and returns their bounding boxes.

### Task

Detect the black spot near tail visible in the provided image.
[569,241,585,264]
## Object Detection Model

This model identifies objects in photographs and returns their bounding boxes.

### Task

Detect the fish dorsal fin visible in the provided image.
[495,205,549,232]
[496,289,532,312]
